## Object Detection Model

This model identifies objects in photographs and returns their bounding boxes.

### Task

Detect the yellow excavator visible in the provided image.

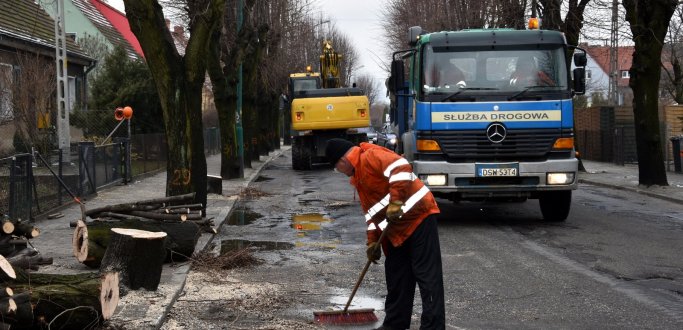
[288,40,370,170]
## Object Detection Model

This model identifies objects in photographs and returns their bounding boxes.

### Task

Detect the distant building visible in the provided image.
[579,44,634,106]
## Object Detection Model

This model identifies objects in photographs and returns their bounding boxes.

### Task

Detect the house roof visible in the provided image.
[71,0,139,59]
[90,0,144,58]
[0,0,92,64]
[585,45,634,87]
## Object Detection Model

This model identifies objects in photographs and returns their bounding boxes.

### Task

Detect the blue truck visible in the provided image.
[387,24,587,221]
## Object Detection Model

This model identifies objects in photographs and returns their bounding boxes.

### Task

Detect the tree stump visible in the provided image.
[73,219,199,268]
[100,228,167,290]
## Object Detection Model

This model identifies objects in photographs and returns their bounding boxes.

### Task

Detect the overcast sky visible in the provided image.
[105,0,390,101]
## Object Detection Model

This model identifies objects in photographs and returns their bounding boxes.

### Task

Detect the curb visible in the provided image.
[579,178,683,205]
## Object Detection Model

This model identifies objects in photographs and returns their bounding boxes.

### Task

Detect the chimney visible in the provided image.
[174,26,184,34]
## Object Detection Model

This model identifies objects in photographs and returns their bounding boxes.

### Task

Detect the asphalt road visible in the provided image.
[162,150,683,329]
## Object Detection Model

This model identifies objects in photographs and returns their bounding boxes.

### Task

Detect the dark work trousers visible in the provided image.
[383,214,445,329]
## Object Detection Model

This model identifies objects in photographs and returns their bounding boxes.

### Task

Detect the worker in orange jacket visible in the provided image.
[325,138,445,330]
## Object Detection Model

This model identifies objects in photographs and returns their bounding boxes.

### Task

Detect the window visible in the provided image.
[621,70,630,78]
[0,63,13,122]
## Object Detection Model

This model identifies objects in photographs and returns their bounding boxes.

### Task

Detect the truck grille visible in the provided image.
[422,129,569,161]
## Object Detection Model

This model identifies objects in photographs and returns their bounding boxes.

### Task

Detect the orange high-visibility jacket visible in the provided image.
[346,143,440,248]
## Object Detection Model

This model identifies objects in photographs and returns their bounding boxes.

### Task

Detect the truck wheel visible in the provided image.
[292,138,312,170]
[539,190,571,222]
[292,141,302,170]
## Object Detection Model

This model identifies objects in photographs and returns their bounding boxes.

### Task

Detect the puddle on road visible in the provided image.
[226,208,262,225]
[291,213,340,249]
[220,239,294,254]
[292,213,331,233]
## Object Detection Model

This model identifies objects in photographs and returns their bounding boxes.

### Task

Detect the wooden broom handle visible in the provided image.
[342,226,389,313]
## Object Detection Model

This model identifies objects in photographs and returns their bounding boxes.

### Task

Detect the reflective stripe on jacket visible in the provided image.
[346,143,440,248]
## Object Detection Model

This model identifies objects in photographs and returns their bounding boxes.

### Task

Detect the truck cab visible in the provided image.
[388,26,587,221]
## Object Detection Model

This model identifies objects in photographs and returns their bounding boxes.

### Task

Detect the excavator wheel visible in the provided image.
[292,137,313,170]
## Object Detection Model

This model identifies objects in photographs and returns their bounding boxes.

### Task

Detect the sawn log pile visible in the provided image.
[0,192,210,328]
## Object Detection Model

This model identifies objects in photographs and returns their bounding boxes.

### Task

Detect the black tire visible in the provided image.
[291,138,312,171]
[539,190,572,222]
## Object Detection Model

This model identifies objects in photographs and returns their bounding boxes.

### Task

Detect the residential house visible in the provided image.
[42,0,141,60]
[580,44,634,106]
[90,0,144,58]
[0,0,94,154]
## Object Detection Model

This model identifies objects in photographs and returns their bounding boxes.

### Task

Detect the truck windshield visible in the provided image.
[421,45,568,99]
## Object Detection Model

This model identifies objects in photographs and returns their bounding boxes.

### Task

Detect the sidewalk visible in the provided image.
[579,160,683,205]
[29,145,291,329]
[26,150,683,329]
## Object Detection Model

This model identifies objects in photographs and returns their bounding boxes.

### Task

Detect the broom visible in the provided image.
[313,227,389,325]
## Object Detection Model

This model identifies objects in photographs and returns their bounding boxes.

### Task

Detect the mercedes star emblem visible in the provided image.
[486,123,507,143]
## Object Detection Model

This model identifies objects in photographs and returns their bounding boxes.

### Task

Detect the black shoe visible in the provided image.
[373,326,397,330]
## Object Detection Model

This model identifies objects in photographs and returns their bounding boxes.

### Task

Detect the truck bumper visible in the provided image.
[413,158,578,199]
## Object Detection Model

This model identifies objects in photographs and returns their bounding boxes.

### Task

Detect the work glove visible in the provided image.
[366,242,381,263]
[386,201,404,223]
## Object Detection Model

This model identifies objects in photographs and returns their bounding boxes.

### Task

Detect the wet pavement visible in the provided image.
[24,144,683,329]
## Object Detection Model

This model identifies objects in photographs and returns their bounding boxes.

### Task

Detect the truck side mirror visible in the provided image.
[389,59,405,94]
[573,53,587,67]
[573,68,586,95]
[408,26,422,46]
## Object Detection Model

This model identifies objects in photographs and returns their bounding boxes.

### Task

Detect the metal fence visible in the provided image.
[0,130,220,221]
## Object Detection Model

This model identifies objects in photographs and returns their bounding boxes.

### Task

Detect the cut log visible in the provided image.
[0,287,12,299]
[0,297,16,314]
[207,174,222,194]
[3,292,31,325]
[11,222,40,239]
[84,192,196,217]
[6,248,53,271]
[73,219,200,268]
[7,270,119,328]
[0,255,15,281]
[0,220,13,235]
[0,235,12,257]
[100,228,166,290]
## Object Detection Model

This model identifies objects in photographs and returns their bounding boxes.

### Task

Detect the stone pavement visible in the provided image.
[26,149,683,329]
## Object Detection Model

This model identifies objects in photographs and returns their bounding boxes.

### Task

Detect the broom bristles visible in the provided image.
[313,308,378,325]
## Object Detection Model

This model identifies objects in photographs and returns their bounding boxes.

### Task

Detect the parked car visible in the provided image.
[356,126,378,144]
[376,124,398,151]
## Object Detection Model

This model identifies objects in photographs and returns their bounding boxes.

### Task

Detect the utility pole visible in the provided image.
[236,0,244,178]
[609,0,619,105]
[54,0,70,162]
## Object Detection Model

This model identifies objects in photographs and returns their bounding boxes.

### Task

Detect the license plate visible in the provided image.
[476,163,519,177]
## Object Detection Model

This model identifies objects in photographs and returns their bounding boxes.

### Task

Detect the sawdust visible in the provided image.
[239,187,271,199]
[191,248,262,273]
[161,271,321,330]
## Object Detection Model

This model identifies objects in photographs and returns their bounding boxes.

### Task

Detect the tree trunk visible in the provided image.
[207,29,242,179]
[100,228,167,290]
[73,219,200,268]
[623,0,677,186]
[122,0,227,208]
[7,269,119,328]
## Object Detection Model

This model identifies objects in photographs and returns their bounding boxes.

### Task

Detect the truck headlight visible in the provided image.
[420,174,447,186]
[547,172,575,185]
